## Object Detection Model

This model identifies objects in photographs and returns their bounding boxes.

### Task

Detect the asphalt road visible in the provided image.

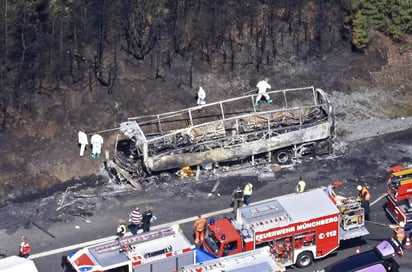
[1,128,412,271]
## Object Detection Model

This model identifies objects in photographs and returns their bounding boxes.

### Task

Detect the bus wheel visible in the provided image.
[296,251,313,268]
[273,149,291,164]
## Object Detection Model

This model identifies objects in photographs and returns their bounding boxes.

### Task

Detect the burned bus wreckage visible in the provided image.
[107,86,335,185]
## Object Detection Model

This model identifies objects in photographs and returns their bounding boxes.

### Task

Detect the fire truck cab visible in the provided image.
[385,164,412,230]
[61,225,196,272]
[179,246,285,272]
[202,188,369,268]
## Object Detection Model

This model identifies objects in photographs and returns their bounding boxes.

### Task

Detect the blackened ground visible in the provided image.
[0,31,411,244]
[1,127,411,235]
[0,31,411,206]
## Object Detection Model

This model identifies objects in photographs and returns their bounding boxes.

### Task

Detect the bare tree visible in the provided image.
[94,0,118,94]
[120,0,159,60]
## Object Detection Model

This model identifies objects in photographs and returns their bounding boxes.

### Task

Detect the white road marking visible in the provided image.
[29,207,233,259]
[370,193,386,206]
[31,190,387,260]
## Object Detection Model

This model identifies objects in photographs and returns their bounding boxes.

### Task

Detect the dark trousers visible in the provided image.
[244,195,251,205]
[232,200,243,214]
[361,200,370,220]
[142,222,151,232]
[128,223,141,235]
[19,251,29,258]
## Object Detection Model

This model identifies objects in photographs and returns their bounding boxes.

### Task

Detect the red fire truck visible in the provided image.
[61,225,197,272]
[202,188,369,268]
[179,246,285,272]
[385,164,412,229]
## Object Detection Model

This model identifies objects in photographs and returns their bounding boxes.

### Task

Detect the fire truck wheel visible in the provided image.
[61,255,75,272]
[60,256,67,268]
[296,251,313,268]
[273,149,292,164]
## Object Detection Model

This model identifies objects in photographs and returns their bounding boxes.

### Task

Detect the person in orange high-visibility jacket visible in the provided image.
[357,185,371,221]
[193,215,207,246]
[357,185,371,201]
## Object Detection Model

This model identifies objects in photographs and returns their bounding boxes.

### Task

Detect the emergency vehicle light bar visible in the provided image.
[95,227,175,254]
[391,165,403,173]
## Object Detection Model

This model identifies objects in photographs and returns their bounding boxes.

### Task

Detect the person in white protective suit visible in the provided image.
[255,78,273,106]
[90,134,104,159]
[197,86,206,106]
[78,131,88,156]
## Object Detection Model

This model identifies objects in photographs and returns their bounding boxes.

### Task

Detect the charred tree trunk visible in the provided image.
[94,0,117,94]
[0,97,7,131]
[121,0,158,61]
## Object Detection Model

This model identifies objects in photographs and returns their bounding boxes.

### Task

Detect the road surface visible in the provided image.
[1,128,412,271]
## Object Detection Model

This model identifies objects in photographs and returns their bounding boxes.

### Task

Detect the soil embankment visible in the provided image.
[0,23,411,206]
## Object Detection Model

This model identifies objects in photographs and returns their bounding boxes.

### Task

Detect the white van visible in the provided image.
[0,256,39,272]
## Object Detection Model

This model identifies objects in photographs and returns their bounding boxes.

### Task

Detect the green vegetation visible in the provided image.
[342,0,412,50]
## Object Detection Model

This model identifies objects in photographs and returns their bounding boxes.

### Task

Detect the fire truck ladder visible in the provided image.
[94,227,175,254]
[240,200,291,229]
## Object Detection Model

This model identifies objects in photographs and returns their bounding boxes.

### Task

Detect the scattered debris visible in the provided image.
[105,160,142,190]
[208,180,221,198]
[79,215,91,224]
[57,185,79,211]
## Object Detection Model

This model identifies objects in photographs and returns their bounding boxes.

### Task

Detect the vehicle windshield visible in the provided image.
[204,229,221,255]
[357,263,387,272]
[320,251,380,272]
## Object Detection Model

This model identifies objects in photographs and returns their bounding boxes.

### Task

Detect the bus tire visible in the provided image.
[296,251,313,268]
[273,149,292,164]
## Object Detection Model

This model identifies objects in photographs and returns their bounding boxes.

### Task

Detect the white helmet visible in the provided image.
[399,221,405,227]
[357,185,363,191]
